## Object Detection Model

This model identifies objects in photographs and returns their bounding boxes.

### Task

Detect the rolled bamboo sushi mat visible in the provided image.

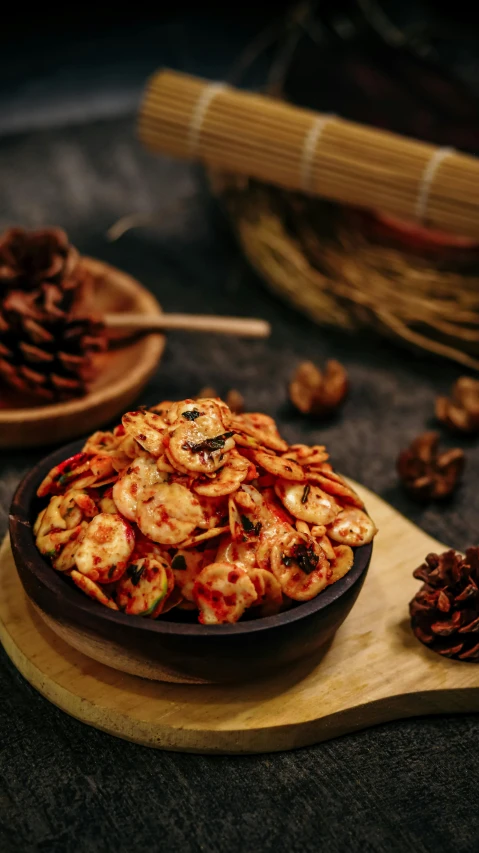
[139,69,479,240]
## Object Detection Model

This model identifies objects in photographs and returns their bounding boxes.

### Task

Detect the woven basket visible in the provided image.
[212,171,479,371]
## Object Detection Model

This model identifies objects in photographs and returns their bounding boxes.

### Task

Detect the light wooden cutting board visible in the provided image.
[1,481,478,754]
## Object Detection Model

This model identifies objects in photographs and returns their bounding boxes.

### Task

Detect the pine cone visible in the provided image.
[436,377,479,434]
[410,548,479,660]
[289,360,348,417]
[396,431,464,501]
[0,227,105,401]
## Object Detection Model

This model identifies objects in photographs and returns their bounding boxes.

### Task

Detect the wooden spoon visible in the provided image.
[104,313,270,338]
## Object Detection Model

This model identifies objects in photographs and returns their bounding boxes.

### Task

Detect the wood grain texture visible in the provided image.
[0,257,165,449]
[2,480,479,754]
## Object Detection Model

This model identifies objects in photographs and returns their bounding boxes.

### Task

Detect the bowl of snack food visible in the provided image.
[9,398,376,683]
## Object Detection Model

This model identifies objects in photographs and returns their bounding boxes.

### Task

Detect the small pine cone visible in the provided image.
[396,431,464,501]
[0,227,81,295]
[436,377,479,434]
[0,227,104,401]
[289,360,348,417]
[410,548,479,660]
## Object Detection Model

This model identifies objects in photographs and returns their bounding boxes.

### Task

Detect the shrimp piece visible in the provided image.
[194,451,250,496]
[35,494,86,558]
[270,533,330,601]
[75,513,135,582]
[71,571,119,610]
[252,450,305,482]
[193,562,257,624]
[327,508,377,547]
[274,480,339,526]
[137,483,204,545]
[112,456,165,521]
[116,557,174,617]
[307,470,364,509]
[122,410,166,457]
[248,569,283,615]
[329,545,354,583]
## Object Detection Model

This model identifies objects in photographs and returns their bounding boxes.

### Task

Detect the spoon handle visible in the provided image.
[104,313,271,338]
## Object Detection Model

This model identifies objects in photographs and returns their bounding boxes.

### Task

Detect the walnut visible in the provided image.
[436,377,479,433]
[396,431,464,501]
[289,360,348,417]
[196,387,245,414]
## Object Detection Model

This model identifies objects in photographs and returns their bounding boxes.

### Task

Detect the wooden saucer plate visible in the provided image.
[1,480,479,754]
[0,257,165,449]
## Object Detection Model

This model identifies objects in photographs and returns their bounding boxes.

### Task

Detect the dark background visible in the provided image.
[2,5,479,852]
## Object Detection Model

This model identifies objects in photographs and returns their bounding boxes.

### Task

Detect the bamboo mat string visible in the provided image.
[187,82,227,155]
[300,115,334,192]
[415,147,455,224]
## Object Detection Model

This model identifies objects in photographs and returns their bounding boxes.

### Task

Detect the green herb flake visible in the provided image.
[293,543,319,575]
[181,409,202,421]
[172,554,187,570]
[301,484,311,505]
[127,563,145,586]
[185,431,234,455]
[282,554,293,567]
[241,514,255,533]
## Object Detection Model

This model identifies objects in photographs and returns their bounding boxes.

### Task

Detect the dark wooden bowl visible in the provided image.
[9,441,373,684]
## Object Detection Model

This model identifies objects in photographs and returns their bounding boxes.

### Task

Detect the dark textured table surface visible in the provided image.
[2,16,479,853]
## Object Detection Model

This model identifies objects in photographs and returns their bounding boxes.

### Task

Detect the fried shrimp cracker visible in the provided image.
[274,480,339,525]
[52,523,88,572]
[231,413,288,453]
[165,398,231,430]
[167,418,235,474]
[71,571,119,610]
[327,508,377,546]
[329,545,354,583]
[75,513,135,582]
[116,557,174,617]
[34,395,377,623]
[171,548,215,602]
[193,562,257,624]
[271,534,330,601]
[307,470,364,509]
[112,456,165,521]
[137,482,204,545]
[193,450,249,496]
[248,568,283,615]
[285,444,329,466]
[252,449,305,481]
[122,410,166,456]
[37,452,93,497]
